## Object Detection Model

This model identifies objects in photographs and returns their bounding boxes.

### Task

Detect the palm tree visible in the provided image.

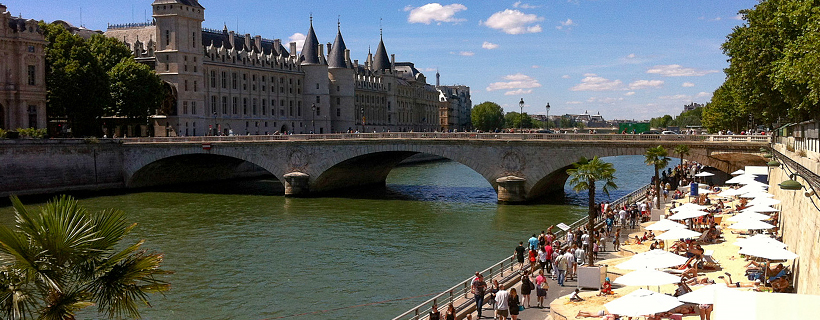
[645,145,671,209]
[674,144,690,167]
[567,156,617,266]
[0,195,171,320]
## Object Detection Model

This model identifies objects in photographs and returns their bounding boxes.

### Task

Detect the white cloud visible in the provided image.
[505,89,533,96]
[405,3,468,25]
[647,64,720,77]
[624,91,636,96]
[682,82,695,87]
[626,53,636,59]
[513,1,539,9]
[486,73,542,91]
[562,75,571,79]
[659,94,691,101]
[628,79,664,90]
[583,73,597,77]
[289,33,306,52]
[556,18,576,30]
[733,14,743,20]
[570,74,623,91]
[421,67,438,72]
[696,91,712,98]
[566,101,583,105]
[451,51,475,56]
[710,17,722,21]
[531,65,541,69]
[482,41,499,49]
[588,97,624,104]
[482,9,544,34]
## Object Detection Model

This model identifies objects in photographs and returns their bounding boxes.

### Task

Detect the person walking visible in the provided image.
[471,274,487,318]
[555,249,568,286]
[520,270,533,308]
[514,242,526,271]
[494,284,510,320]
[508,288,521,320]
[543,243,553,274]
[429,304,441,320]
[565,246,577,280]
[537,246,548,272]
[613,228,622,251]
[444,304,456,320]
[535,270,549,308]
[489,279,500,311]
[528,234,539,251]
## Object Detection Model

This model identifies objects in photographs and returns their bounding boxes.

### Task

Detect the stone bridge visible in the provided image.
[119,133,770,203]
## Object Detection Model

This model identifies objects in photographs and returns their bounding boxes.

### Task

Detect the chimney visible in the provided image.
[345,49,351,67]
[273,39,282,55]
[390,54,395,71]
[244,33,251,50]
[289,42,297,57]
[318,43,325,58]
[354,59,359,69]
[327,42,332,56]
[254,35,262,52]
[228,31,235,48]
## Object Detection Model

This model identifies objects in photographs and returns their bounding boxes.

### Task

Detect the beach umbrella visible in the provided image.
[726,174,758,184]
[646,219,688,231]
[695,172,714,177]
[613,269,683,287]
[697,188,714,194]
[739,191,774,199]
[667,209,708,220]
[727,211,771,222]
[735,234,786,248]
[739,243,798,260]
[736,184,767,194]
[605,288,683,318]
[670,203,708,212]
[655,228,702,240]
[742,205,780,213]
[747,198,781,206]
[716,188,743,197]
[728,219,775,230]
[738,180,768,188]
[605,288,683,317]
[615,249,689,270]
[731,169,745,175]
[677,284,729,305]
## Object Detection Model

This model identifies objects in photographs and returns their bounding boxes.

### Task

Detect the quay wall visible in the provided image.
[771,144,820,295]
[0,140,125,197]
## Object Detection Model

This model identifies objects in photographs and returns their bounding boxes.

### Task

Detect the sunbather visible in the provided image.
[575,309,610,318]
[718,274,761,288]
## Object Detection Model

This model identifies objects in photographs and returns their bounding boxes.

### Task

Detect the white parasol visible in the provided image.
[739,191,774,199]
[727,211,771,222]
[716,188,743,197]
[613,269,683,287]
[655,227,702,240]
[747,198,781,206]
[646,219,688,231]
[696,188,714,194]
[667,209,708,220]
[738,243,798,260]
[670,203,708,212]
[677,284,729,305]
[734,234,786,248]
[728,219,775,230]
[695,172,715,177]
[605,289,683,318]
[725,174,758,184]
[615,249,689,270]
[742,205,780,213]
[731,169,745,175]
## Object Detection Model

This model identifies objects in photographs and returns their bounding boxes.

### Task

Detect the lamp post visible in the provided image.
[519,98,524,132]
[545,102,551,129]
[311,103,316,134]
[361,107,365,133]
[212,112,217,136]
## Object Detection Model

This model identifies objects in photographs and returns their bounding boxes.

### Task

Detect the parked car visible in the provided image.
[640,130,661,134]
[535,129,554,133]
[661,131,678,135]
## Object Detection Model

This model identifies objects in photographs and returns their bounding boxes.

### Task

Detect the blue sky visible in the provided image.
[11,0,758,120]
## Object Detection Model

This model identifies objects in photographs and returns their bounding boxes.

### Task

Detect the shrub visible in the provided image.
[786,143,795,152]
[798,149,807,157]
[0,128,6,139]
[16,127,47,139]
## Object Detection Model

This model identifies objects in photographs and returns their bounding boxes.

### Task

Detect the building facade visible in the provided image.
[104,0,469,136]
[0,4,47,131]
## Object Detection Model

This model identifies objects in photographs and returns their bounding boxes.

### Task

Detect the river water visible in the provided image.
[0,155,658,320]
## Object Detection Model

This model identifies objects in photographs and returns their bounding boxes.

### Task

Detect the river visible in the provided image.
[0,155,660,320]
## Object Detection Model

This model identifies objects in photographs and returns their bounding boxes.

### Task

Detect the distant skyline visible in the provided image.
[11,0,757,120]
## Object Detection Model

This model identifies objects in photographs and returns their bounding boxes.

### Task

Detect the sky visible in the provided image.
[10,0,759,121]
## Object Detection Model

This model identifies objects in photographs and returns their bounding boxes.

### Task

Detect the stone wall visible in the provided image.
[771,143,820,295]
[0,139,125,197]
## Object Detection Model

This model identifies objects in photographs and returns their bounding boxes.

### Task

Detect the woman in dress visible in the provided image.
[508,288,521,320]
[489,279,500,310]
[535,270,549,307]
[520,270,533,307]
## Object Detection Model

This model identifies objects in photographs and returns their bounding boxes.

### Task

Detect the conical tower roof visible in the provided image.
[299,18,320,65]
[328,24,348,68]
[373,31,391,71]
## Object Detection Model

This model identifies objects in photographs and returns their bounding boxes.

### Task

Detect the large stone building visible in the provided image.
[0,4,47,131]
[104,0,469,136]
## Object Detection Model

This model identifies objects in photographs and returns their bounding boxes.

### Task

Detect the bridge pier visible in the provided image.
[496,176,527,204]
[283,172,310,197]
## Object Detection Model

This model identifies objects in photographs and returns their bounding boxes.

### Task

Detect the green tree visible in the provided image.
[644,146,671,209]
[702,82,747,132]
[504,112,534,129]
[471,101,505,132]
[567,157,617,266]
[0,195,170,320]
[87,34,133,72]
[41,22,110,137]
[108,58,166,119]
[673,144,690,167]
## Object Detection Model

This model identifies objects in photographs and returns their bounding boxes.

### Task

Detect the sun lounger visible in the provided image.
[702,250,720,269]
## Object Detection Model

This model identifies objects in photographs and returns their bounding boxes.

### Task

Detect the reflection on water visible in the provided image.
[0,155,655,320]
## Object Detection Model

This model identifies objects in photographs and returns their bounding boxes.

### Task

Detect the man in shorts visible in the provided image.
[494,284,509,320]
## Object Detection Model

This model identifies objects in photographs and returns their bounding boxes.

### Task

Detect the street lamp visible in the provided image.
[212,112,217,136]
[311,103,316,134]
[545,102,551,129]
[519,98,524,132]
[361,107,365,133]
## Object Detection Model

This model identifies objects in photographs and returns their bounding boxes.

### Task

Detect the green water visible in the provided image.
[0,155,655,320]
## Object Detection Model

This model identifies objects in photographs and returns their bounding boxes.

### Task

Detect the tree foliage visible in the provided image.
[705,0,820,132]
[567,156,617,266]
[471,101,505,131]
[644,146,670,209]
[673,144,690,167]
[87,35,133,72]
[504,111,535,129]
[108,58,166,119]
[0,195,171,319]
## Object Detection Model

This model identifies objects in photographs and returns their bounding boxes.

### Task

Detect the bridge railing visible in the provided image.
[118,133,771,144]
[391,183,653,320]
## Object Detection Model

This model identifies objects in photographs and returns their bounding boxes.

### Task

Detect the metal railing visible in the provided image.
[392,183,653,320]
[118,133,771,144]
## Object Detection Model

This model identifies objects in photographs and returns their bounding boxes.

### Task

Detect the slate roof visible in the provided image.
[373,36,390,71]
[202,29,289,57]
[299,21,321,65]
[328,28,348,68]
[153,0,204,9]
